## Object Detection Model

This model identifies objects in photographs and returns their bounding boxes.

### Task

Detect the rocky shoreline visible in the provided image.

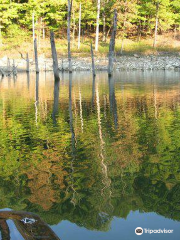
[0,55,180,73]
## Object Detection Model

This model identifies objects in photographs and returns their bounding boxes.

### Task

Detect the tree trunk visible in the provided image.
[78,3,81,49]
[72,9,76,46]
[50,31,59,79]
[153,2,159,48]
[102,11,106,42]
[34,38,39,73]
[67,0,73,72]
[95,0,101,51]
[108,9,117,76]
[32,12,35,42]
[91,43,96,76]
[26,53,30,72]
[27,72,30,90]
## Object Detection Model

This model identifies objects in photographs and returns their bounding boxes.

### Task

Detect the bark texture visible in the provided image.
[108,9,117,76]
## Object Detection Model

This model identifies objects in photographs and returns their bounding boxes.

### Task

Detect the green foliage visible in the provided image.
[0,0,179,40]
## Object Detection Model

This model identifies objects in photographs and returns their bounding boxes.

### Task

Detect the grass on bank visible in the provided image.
[0,32,180,59]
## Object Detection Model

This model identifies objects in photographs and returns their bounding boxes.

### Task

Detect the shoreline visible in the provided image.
[0,55,180,73]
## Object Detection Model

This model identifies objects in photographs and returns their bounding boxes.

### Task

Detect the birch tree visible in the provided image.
[67,0,73,72]
[153,1,159,48]
[95,0,101,51]
[78,2,81,49]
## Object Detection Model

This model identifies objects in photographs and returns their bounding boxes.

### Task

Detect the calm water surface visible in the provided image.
[0,71,180,239]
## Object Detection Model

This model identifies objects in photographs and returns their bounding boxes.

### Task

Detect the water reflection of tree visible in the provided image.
[96,82,112,207]
[108,75,118,129]
[35,73,39,125]
[68,73,78,206]
[52,78,60,124]
[0,77,180,231]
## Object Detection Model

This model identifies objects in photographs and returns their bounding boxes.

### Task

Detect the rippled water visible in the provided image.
[0,71,180,239]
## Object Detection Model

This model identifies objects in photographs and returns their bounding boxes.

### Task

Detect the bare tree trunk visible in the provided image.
[50,31,59,79]
[32,12,35,42]
[34,38,39,73]
[102,11,106,42]
[27,72,30,90]
[91,43,96,76]
[95,0,101,51]
[26,53,30,72]
[108,9,117,76]
[78,3,81,49]
[72,9,76,46]
[153,2,159,48]
[67,0,73,72]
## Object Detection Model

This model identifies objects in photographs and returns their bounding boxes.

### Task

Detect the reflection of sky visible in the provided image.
[0,209,24,240]
[7,220,24,240]
[51,211,180,240]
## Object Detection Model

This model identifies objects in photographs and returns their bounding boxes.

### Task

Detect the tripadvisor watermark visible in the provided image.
[135,227,173,235]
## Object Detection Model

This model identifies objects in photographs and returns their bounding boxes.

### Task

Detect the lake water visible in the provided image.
[0,71,180,239]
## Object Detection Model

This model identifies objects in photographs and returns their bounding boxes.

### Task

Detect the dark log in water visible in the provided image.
[0,219,10,240]
[0,211,60,240]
